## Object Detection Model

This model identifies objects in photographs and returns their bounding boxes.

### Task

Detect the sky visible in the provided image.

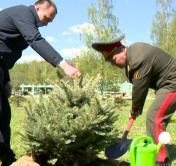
[0,0,157,62]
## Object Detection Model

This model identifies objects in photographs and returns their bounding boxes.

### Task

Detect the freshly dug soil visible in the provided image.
[10,156,40,166]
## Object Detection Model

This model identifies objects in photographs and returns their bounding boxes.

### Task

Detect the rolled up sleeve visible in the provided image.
[131,63,152,115]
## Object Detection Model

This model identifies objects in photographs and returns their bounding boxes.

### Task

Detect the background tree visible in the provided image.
[75,0,125,92]
[151,0,176,56]
[82,0,121,46]
[10,61,57,89]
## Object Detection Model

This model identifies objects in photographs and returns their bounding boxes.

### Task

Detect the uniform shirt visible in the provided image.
[126,43,176,115]
[0,5,63,70]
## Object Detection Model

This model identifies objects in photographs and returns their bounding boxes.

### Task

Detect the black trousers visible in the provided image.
[0,67,15,166]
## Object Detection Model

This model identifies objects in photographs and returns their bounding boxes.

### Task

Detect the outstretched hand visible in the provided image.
[58,60,81,79]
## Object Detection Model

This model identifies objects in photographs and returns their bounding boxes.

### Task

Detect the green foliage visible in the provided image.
[21,75,123,165]
[73,0,125,84]
[9,95,27,107]
[10,61,57,89]
[10,104,27,159]
[169,112,176,123]
[75,50,124,84]
[86,0,121,45]
[102,80,120,92]
[151,0,176,56]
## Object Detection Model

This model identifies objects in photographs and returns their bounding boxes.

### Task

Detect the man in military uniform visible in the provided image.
[0,0,80,165]
[92,35,176,166]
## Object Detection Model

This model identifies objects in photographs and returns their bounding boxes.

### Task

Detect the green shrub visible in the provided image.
[20,75,123,166]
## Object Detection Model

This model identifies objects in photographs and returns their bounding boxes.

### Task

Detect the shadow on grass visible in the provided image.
[87,158,130,166]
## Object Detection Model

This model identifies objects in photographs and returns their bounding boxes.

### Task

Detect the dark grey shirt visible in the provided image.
[0,5,63,70]
[126,43,176,115]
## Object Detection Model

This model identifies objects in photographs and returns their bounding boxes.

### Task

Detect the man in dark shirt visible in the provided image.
[92,35,176,166]
[0,0,80,165]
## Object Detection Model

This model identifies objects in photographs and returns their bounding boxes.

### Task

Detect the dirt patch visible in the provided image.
[10,156,40,166]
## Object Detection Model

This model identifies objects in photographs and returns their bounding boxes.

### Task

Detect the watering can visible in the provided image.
[130,135,161,166]
[130,132,170,166]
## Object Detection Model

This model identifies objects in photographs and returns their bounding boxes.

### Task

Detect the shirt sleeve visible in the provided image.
[130,62,152,115]
[11,7,63,67]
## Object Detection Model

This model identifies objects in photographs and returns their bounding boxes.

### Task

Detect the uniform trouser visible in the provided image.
[146,90,176,163]
[0,67,15,166]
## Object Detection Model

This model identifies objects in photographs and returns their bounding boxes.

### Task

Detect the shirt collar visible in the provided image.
[29,5,42,27]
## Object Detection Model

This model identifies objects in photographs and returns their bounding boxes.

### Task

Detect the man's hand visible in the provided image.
[130,110,141,119]
[5,81,12,98]
[58,61,80,79]
[130,113,137,120]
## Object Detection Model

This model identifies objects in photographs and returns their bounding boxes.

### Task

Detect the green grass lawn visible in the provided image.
[9,96,176,165]
[10,103,27,158]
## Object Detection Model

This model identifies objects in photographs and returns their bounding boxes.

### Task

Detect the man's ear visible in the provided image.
[35,4,41,12]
